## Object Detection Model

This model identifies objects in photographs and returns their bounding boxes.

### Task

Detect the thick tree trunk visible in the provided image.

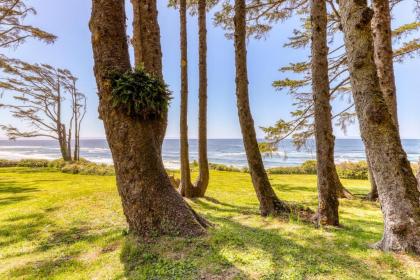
[339,0,420,254]
[193,0,210,197]
[365,0,398,201]
[131,0,163,78]
[311,0,339,226]
[178,0,194,197]
[371,0,398,129]
[234,0,289,216]
[131,0,166,149]
[90,0,207,237]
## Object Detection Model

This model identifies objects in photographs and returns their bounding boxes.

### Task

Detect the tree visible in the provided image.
[0,0,56,64]
[178,0,195,197]
[0,59,85,161]
[0,0,56,47]
[234,0,289,216]
[61,74,86,161]
[261,0,420,200]
[90,0,208,237]
[366,0,399,201]
[310,0,339,226]
[339,0,420,254]
[193,0,210,197]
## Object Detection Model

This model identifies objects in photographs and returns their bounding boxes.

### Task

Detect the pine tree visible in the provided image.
[310,0,339,226]
[234,0,290,216]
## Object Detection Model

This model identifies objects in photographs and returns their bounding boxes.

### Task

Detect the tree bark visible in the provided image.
[365,0,398,201]
[131,0,166,149]
[339,0,420,254]
[178,0,194,197]
[234,0,289,216]
[90,0,207,237]
[311,0,339,226]
[372,0,398,129]
[366,153,379,200]
[193,0,210,197]
[57,79,71,161]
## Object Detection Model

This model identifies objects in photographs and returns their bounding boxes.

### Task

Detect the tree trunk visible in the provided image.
[372,0,398,129]
[336,177,354,199]
[193,0,210,197]
[90,0,208,237]
[365,0,399,201]
[178,0,194,197]
[67,126,72,161]
[57,80,71,162]
[234,0,289,216]
[339,0,420,254]
[131,0,166,149]
[58,123,71,161]
[311,0,339,226]
[366,153,379,200]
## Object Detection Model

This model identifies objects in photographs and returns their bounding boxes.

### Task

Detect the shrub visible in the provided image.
[60,160,115,176]
[17,159,49,168]
[48,158,67,169]
[0,159,18,167]
[336,161,369,180]
[208,163,246,173]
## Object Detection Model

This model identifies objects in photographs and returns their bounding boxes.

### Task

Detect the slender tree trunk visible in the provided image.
[67,126,72,160]
[336,177,353,199]
[365,0,398,201]
[90,0,208,237]
[178,0,194,197]
[339,0,420,254]
[57,83,71,161]
[311,0,339,226]
[73,86,79,161]
[234,0,289,216]
[366,153,378,200]
[193,0,210,197]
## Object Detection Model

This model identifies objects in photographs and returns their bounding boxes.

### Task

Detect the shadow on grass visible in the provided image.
[119,196,403,280]
[0,180,40,208]
[0,180,40,194]
[7,227,123,279]
[0,211,55,249]
[271,183,316,194]
[198,196,259,215]
[3,214,123,279]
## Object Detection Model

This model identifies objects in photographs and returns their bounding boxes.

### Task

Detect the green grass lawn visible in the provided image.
[0,167,419,279]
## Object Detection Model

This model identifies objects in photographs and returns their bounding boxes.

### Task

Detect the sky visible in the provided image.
[0,0,419,139]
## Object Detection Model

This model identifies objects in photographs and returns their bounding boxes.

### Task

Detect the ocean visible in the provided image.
[1,139,419,169]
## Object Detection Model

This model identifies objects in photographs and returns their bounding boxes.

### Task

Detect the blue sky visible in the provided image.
[1,0,419,139]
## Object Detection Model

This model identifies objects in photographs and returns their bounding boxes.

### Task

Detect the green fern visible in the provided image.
[109,67,171,120]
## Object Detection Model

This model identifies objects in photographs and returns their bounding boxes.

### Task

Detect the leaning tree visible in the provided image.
[0,59,85,161]
[0,0,56,65]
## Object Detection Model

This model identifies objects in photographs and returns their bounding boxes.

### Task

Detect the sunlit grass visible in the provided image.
[0,167,419,279]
